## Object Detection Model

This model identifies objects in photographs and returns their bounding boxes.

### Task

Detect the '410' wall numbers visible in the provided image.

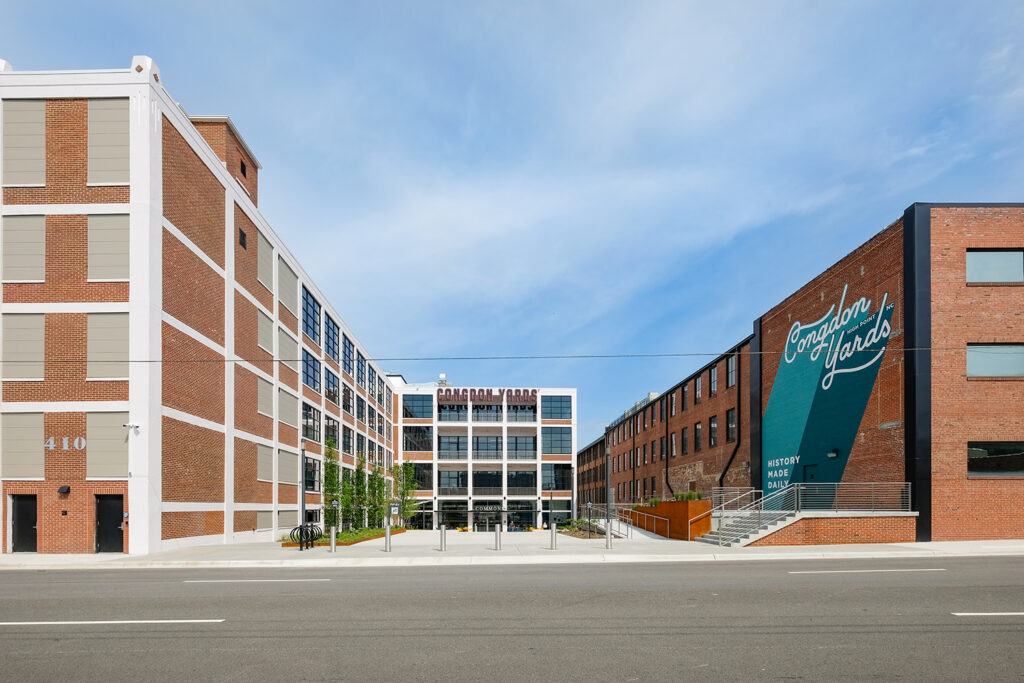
[44,437,87,451]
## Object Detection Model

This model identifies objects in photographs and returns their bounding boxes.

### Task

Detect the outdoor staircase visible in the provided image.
[694,509,797,547]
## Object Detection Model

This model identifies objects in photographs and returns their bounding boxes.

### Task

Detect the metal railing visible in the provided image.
[473,486,503,495]
[507,451,537,460]
[614,504,670,537]
[438,450,468,460]
[706,482,911,546]
[689,488,760,540]
[507,412,537,422]
[472,412,503,422]
[507,487,537,495]
[438,487,468,496]
[472,450,503,460]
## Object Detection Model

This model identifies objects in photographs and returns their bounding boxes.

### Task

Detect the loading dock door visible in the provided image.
[95,495,124,553]
[12,495,37,552]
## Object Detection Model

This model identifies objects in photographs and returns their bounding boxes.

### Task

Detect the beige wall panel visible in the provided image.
[2,313,44,379]
[278,256,298,315]
[87,214,130,280]
[1,412,44,478]
[2,100,45,185]
[257,231,273,289]
[2,215,45,281]
[257,443,273,480]
[87,98,129,184]
[86,411,129,478]
[278,327,298,371]
[278,389,298,427]
[87,312,129,379]
[257,309,274,352]
[257,377,274,417]
[278,449,299,485]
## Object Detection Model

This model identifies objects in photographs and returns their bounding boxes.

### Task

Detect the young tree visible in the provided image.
[322,437,341,529]
[393,462,419,526]
[353,454,367,528]
[340,469,355,530]
[367,467,387,528]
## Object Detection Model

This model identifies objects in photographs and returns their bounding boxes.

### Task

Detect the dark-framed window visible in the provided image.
[472,404,503,422]
[726,408,736,442]
[542,463,573,490]
[357,434,365,456]
[342,385,353,414]
[660,436,666,460]
[302,402,321,442]
[671,432,677,457]
[403,394,433,419]
[508,404,536,422]
[695,376,702,404]
[508,435,537,456]
[671,391,676,416]
[473,436,502,457]
[968,442,1024,476]
[709,415,718,447]
[966,344,1024,378]
[325,369,339,405]
[342,335,354,375]
[301,349,321,392]
[356,352,366,387]
[694,422,702,452]
[377,377,385,405]
[324,315,340,361]
[966,249,1024,283]
[385,387,392,416]
[682,385,688,411]
[710,367,718,396]
[304,456,321,492]
[541,395,572,420]
[439,403,468,421]
[301,286,321,344]
[413,462,433,489]
[542,427,572,454]
[325,417,339,450]
[403,426,433,452]
[660,398,665,421]
[356,396,365,421]
[342,426,352,454]
[367,366,377,400]
[368,407,376,433]
[727,354,736,388]
[439,435,468,457]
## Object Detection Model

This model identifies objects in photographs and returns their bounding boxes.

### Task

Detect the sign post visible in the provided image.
[386,502,398,552]
[330,499,338,553]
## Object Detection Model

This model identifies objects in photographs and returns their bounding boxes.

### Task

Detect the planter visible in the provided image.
[624,500,712,540]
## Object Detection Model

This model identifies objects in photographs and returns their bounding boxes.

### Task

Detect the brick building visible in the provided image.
[580,204,1024,541]
[0,56,400,554]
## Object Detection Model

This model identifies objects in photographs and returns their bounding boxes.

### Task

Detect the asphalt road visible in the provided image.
[0,556,1021,681]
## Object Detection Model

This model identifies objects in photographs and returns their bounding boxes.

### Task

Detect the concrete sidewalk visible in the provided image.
[1,530,1023,570]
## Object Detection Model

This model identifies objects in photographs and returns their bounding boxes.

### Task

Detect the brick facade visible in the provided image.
[748,515,916,546]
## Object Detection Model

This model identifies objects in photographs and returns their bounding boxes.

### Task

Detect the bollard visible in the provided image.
[330,525,337,553]
[494,525,501,551]
[550,522,557,550]
[440,524,446,552]
[385,524,391,552]
[606,515,612,549]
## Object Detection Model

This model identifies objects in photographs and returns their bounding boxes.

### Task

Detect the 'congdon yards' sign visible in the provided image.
[436,388,538,403]
[762,284,896,491]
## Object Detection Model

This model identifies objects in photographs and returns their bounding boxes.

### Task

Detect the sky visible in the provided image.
[3,1,1024,443]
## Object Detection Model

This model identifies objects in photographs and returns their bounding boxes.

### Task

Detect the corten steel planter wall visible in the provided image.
[625,500,711,540]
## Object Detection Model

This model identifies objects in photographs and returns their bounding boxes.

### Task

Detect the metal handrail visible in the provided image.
[687,489,761,540]
[615,505,670,537]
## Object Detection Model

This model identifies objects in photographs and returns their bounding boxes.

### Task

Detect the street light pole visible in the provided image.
[300,438,306,529]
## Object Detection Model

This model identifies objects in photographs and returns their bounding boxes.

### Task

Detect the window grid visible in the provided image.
[301,286,321,344]
[342,335,354,375]
[301,349,321,392]
[324,315,340,361]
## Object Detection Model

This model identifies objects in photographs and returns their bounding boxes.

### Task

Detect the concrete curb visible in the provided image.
[2,547,1023,570]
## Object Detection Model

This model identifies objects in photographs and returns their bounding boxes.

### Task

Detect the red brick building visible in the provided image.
[1,57,395,554]
[581,204,1024,541]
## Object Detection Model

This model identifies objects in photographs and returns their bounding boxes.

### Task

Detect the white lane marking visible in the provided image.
[0,619,225,626]
[952,612,1024,616]
[183,578,331,583]
[788,568,946,574]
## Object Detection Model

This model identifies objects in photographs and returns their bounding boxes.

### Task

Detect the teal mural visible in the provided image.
[762,285,895,491]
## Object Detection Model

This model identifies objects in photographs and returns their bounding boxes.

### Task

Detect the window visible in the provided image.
[356,397,365,421]
[368,407,376,433]
[278,328,298,372]
[439,435,468,458]
[304,457,321,492]
[542,464,573,490]
[403,394,433,419]
[325,369,340,405]
[377,377,385,405]
[257,376,273,416]
[671,432,677,457]
[643,444,647,464]
[726,408,736,442]
[542,427,572,454]
[385,387,392,416]
[301,349,321,392]
[277,257,298,315]
[694,422,702,452]
[257,309,273,352]
[367,366,377,400]
[87,312,129,379]
[357,434,365,456]
[541,395,572,419]
[342,385,353,414]
[356,351,366,387]
[301,287,320,343]
[727,355,736,388]
[966,345,1024,377]
[695,376,702,404]
[472,404,502,422]
[342,426,353,454]
[324,315,340,361]
[278,389,299,427]
[403,426,433,452]
[342,335,354,375]
[508,436,537,458]
[2,100,45,185]
[240,160,247,178]
[87,98,129,184]
[710,366,718,396]
[439,470,469,492]
[671,391,676,416]
[439,403,468,422]
[660,436,666,460]
[325,417,339,449]
[709,416,718,447]
[86,215,129,280]
[508,404,536,422]
[473,435,502,458]
[966,249,1024,283]
[2,215,45,282]
[238,228,247,249]
[2,313,45,379]
[413,463,433,489]
[660,399,665,422]
[257,231,273,289]
[968,442,1024,477]
[506,470,537,492]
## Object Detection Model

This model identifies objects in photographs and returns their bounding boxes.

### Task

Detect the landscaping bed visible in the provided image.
[281,527,406,548]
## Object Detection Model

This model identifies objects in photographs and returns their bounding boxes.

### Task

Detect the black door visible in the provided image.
[95,495,123,553]
[12,495,37,552]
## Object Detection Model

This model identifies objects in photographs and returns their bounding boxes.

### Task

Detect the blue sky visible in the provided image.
[4,1,1024,443]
